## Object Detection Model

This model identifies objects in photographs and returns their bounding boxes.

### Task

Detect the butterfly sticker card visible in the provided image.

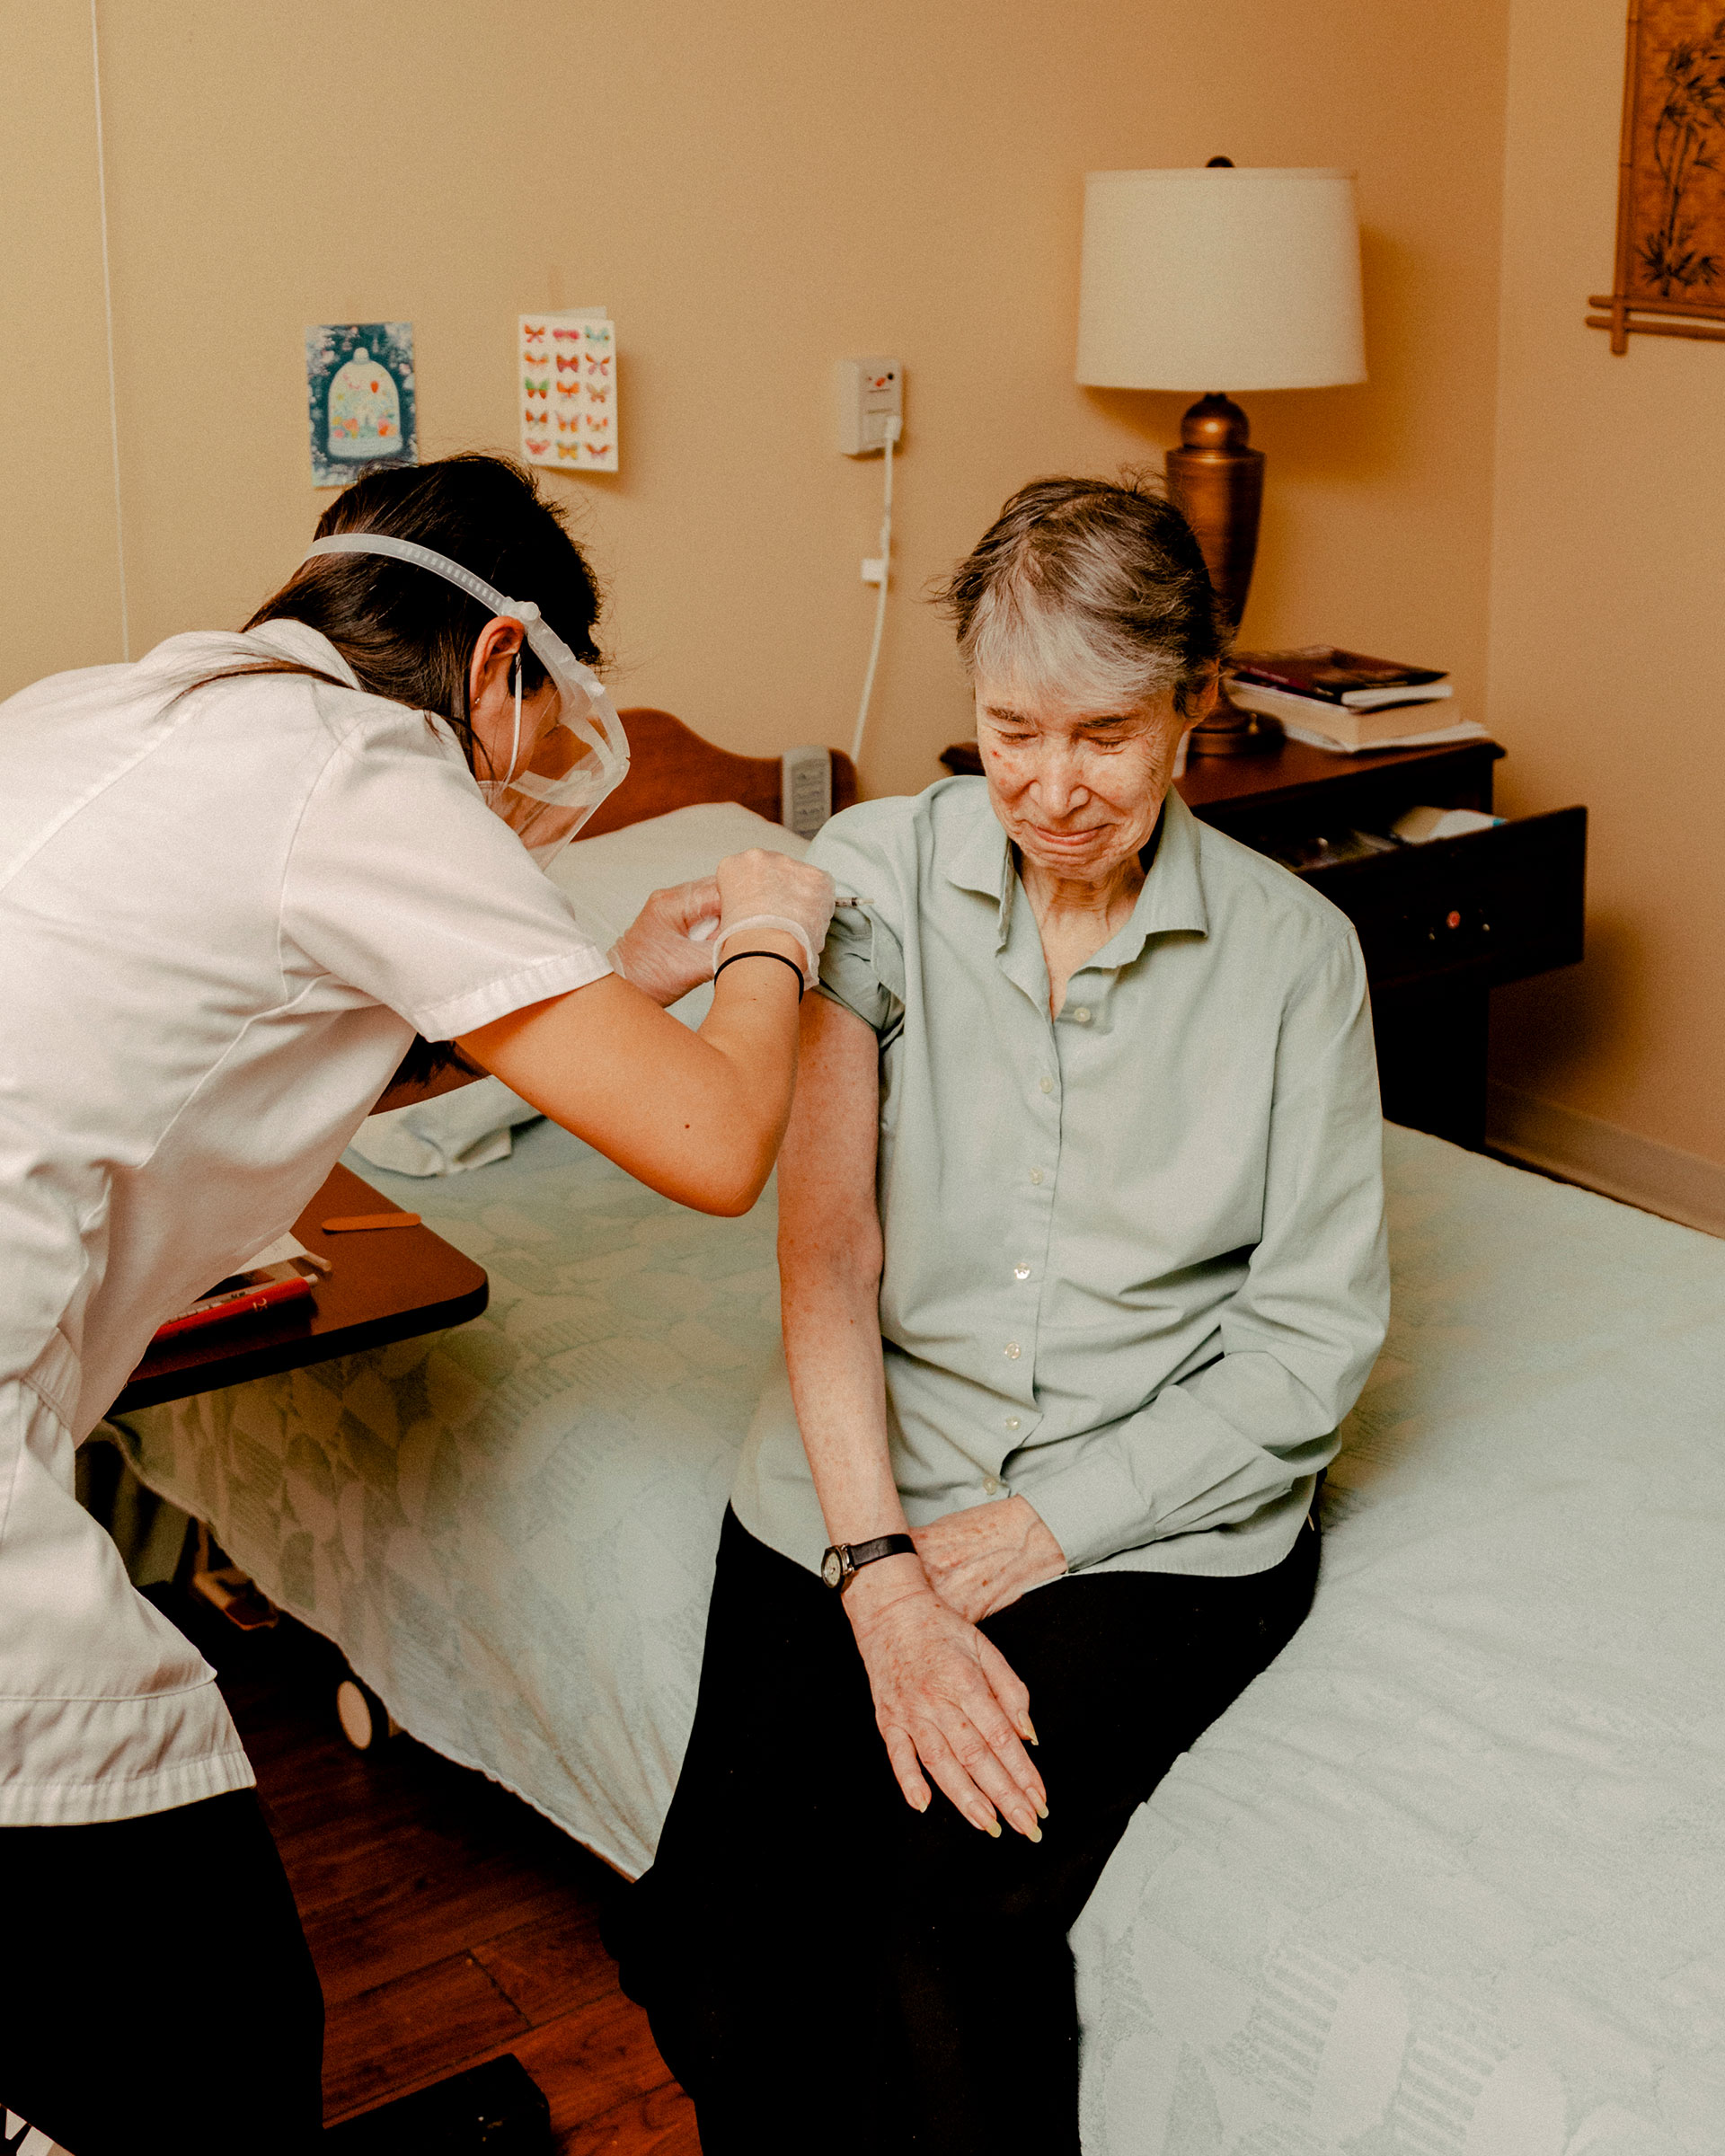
[305,323,417,487]
[519,309,616,473]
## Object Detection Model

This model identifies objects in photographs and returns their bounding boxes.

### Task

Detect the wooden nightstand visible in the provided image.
[937,735,1587,1151]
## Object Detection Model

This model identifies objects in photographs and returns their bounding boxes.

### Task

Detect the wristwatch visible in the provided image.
[820,1533,916,1591]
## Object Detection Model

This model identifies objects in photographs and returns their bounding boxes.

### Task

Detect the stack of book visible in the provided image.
[1224,647,1485,755]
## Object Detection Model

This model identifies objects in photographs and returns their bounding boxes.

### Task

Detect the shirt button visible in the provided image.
[983,1475,1001,1496]
[1004,1342,1022,1360]
[1013,1264,1031,1281]
[1039,1075,1055,1094]
[1029,1167,1044,1185]
[1004,1416,1021,1432]
[1072,1005,1092,1024]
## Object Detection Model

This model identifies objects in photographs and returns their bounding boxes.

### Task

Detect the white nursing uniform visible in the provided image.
[0,621,610,1825]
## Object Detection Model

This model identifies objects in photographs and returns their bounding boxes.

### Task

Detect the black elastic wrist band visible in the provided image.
[713,949,805,999]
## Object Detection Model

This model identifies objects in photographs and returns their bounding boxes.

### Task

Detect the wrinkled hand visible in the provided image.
[845,1562,1047,1840]
[607,877,722,1006]
[912,1496,1067,1624]
[712,850,836,981]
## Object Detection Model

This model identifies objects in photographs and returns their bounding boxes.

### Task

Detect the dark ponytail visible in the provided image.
[234,453,604,773]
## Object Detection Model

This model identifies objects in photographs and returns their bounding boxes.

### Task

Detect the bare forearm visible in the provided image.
[675,939,809,1203]
[784,1250,934,1636]
[782,1250,907,1545]
[776,990,919,1571]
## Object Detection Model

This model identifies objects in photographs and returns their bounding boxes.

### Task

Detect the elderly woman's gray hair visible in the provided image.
[933,475,1226,718]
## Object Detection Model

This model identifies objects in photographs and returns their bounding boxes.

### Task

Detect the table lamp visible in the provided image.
[1075,161,1366,755]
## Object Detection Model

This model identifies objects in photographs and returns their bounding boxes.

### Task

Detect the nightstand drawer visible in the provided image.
[1293,805,1587,993]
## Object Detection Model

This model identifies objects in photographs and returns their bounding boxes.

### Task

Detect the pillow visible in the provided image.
[349,800,811,1174]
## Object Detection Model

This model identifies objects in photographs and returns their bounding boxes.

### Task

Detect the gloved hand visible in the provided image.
[607,876,722,1006]
[712,850,837,987]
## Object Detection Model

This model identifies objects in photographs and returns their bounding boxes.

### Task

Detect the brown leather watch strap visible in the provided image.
[822,1533,916,1589]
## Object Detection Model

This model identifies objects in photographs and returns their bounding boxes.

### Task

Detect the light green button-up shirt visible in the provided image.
[731,776,1388,1581]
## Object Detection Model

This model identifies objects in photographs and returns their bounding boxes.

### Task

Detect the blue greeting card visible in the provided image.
[305,322,416,487]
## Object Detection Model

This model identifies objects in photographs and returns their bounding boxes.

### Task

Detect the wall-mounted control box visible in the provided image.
[781,744,834,836]
[836,356,903,455]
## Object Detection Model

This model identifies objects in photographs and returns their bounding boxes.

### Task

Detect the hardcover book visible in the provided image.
[1225,680,1466,749]
[1226,646,1450,711]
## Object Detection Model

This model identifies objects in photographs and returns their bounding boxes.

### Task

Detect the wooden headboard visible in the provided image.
[579,707,859,838]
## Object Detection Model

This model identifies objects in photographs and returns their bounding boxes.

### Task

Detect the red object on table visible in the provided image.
[111,1162,488,1418]
[149,1274,314,1343]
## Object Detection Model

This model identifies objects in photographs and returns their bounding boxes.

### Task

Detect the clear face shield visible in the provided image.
[303,532,630,869]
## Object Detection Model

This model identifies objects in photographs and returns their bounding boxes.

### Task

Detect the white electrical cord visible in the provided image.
[89,0,130,660]
[850,415,900,771]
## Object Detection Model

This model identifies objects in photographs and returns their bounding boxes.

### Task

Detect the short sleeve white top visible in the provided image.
[0,620,610,1824]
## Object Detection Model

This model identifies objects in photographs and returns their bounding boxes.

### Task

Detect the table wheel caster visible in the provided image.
[335,1675,400,1752]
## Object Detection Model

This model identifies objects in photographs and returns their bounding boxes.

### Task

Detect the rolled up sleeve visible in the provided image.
[808,817,907,1038]
[1029,936,1389,1572]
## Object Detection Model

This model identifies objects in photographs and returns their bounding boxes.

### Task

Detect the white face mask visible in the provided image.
[302,532,630,869]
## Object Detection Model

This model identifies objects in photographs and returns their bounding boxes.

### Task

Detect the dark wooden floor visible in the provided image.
[173,1592,700,2151]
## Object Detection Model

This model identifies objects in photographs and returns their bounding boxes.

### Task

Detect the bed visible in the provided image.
[104,716,1725,2154]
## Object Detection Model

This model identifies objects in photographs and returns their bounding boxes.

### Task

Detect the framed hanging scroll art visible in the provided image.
[1589,0,1725,349]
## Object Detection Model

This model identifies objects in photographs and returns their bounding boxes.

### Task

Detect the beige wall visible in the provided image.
[1486,0,1725,1176]
[7,2,1714,1196]
[4,0,1509,807]
[0,7,126,679]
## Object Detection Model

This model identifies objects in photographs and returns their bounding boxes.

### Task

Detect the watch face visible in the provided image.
[820,1548,845,1590]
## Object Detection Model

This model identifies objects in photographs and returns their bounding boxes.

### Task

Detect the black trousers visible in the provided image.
[0,1789,323,2153]
[618,1507,1320,2155]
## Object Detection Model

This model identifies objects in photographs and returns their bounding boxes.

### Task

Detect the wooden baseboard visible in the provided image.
[1486,1082,1725,1239]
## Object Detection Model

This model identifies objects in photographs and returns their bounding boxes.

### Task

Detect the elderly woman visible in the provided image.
[620,478,1389,2152]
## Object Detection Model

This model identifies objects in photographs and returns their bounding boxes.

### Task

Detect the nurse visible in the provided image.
[0,453,833,2152]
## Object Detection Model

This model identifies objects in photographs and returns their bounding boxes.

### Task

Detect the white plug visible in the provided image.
[850,409,898,769]
[860,420,902,580]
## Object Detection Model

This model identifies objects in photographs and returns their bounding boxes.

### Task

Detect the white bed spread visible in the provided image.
[110,1123,1725,2152]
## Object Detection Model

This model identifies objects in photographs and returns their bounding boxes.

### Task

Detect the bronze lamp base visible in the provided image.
[1164,392,1281,757]
[1186,698,1284,757]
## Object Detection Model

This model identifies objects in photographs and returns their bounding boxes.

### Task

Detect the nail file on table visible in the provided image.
[322,1212,421,1233]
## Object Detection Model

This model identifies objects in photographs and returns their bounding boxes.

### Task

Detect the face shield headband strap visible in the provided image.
[300,531,630,801]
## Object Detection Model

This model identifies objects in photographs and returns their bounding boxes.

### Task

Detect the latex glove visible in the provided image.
[912,1496,1067,1625]
[711,850,836,986]
[607,876,721,1007]
[842,1558,1048,1840]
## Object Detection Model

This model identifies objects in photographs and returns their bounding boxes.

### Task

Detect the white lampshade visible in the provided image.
[1075,166,1366,393]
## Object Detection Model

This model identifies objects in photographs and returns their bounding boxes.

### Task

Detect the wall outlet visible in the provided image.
[836,356,903,455]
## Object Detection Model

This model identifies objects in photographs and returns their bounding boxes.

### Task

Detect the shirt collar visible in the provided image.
[944,780,1210,960]
[1103,788,1208,964]
[244,617,364,690]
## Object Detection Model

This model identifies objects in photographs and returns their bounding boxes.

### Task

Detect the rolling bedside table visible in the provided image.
[111,1161,488,1417]
[937,734,1588,1152]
